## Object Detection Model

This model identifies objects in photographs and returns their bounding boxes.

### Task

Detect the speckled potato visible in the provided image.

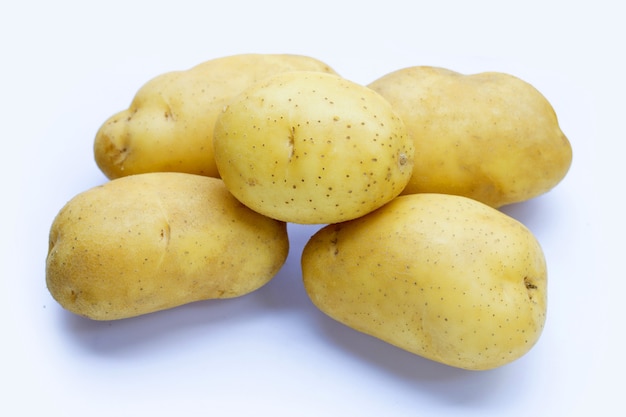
[213,71,414,224]
[94,54,337,179]
[46,173,289,320]
[368,66,573,207]
[301,193,547,370]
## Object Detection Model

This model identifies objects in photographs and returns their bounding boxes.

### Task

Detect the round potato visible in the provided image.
[213,71,414,224]
[368,66,573,208]
[46,173,289,320]
[302,193,547,370]
[94,53,337,180]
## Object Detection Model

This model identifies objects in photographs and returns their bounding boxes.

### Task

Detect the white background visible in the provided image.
[3,1,622,415]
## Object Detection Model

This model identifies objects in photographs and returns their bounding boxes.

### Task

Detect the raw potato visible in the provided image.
[213,71,414,224]
[94,54,337,180]
[46,173,289,320]
[368,66,573,208]
[301,193,547,370]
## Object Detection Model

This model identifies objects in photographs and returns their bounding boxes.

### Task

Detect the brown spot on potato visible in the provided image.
[524,276,538,301]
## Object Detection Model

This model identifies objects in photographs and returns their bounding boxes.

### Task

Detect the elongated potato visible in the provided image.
[46,173,289,320]
[368,66,573,207]
[302,193,547,370]
[94,53,337,179]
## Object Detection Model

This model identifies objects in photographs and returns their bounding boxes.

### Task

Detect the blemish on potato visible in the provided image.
[287,126,296,160]
[524,276,539,301]
[398,152,409,167]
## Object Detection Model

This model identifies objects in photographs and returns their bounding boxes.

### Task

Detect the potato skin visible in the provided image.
[46,173,289,320]
[301,193,547,370]
[368,66,573,208]
[213,71,414,225]
[94,54,337,180]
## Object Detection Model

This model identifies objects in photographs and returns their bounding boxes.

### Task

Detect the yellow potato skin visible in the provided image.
[213,71,414,225]
[368,66,573,208]
[301,193,547,370]
[46,173,289,320]
[94,54,337,180]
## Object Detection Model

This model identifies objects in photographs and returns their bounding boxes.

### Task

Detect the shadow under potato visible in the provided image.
[58,291,263,354]
[306,307,533,406]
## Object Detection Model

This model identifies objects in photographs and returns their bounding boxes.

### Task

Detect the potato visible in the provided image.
[301,193,547,370]
[213,71,414,225]
[94,53,337,180]
[46,173,289,320]
[368,66,573,208]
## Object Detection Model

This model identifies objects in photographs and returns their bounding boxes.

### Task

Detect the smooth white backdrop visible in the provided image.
[4,1,621,416]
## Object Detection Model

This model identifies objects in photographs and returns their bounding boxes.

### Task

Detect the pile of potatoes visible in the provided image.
[46,53,572,371]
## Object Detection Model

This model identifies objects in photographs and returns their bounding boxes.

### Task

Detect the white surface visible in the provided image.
[4,1,622,416]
